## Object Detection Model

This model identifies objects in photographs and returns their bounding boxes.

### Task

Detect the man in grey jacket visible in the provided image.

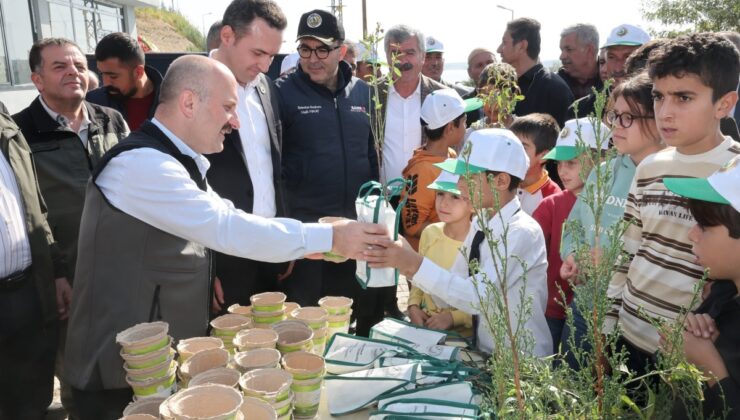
[64,55,386,419]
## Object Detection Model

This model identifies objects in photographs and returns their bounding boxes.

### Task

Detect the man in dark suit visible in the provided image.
[207,0,289,310]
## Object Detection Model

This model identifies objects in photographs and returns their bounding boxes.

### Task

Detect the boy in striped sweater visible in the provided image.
[605,33,740,375]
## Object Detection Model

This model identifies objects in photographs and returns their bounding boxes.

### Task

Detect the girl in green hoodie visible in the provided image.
[558,72,665,369]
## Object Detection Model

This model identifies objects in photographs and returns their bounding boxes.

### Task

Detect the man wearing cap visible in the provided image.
[497,18,573,127]
[207,0,290,310]
[422,36,471,96]
[569,24,650,119]
[274,9,380,334]
[355,42,382,81]
[557,24,603,100]
[462,48,497,126]
[365,129,552,357]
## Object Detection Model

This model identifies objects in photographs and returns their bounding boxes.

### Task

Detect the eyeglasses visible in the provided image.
[297,45,340,59]
[606,110,653,129]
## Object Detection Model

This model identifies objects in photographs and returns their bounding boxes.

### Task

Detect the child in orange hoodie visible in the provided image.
[402,88,471,250]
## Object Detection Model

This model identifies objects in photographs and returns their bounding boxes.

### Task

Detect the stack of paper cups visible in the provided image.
[281,351,325,418]
[239,368,294,420]
[210,314,252,354]
[290,307,329,355]
[117,322,178,400]
[250,292,287,329]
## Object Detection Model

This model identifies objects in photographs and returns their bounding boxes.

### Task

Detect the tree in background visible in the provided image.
[641,0,740,36]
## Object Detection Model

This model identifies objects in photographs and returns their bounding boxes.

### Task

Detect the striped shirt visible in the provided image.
[0,151,31,277]
[605,136,740,353]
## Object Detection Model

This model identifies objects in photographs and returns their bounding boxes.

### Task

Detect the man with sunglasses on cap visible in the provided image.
[274,9,380,335]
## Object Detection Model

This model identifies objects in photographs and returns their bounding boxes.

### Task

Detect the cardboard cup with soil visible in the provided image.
[210,314,252,337]
[123,397,166,417]
[188,367,241,388]
[121,342,174,369]
[117,321,170,355]
[290,307,328,330]
[318,296,353,316]
[126,363,178,399]
[177,337,225,362]
[250,292,287,314]
[179,347,230,385]
[239,368,293,403]
[317,217,350,262]
[167,383,243,420]
[227,304,252,317]
[240,396,277,420]
[272,321,314,354]
[233,328,278,352]
[233,348,281,373]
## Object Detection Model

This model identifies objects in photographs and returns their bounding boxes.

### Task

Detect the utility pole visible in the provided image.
[329,0,344,27]
[362,0,367,39]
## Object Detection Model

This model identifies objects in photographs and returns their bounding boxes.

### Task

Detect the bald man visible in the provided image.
[63,55,386,419]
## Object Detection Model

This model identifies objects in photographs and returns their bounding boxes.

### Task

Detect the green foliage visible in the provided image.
[361,23,401,184]
[463,83,708,419]
[641,0,740,36]
[135,7,206,51]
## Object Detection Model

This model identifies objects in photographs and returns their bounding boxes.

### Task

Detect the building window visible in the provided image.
[48,0,124,54]
[0,0,35,86]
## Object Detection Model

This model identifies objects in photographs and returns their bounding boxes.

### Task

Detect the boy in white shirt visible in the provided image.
[365,129,552,356]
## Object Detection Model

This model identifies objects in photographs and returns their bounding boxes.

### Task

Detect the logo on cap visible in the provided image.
[307,13,322,28]
[560,127,570,138]
[617,26,628,37]
[428,37,437,46]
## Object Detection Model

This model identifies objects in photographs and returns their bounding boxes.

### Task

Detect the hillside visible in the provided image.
[135,7,204,52]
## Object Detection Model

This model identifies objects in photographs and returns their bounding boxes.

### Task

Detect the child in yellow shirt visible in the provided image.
[407,169,474,337]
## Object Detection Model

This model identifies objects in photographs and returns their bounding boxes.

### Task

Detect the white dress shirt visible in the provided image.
[0,152,32,277]
[237,79,276,218]
[382,80,422,183]
[412,197,552,357]
[39,96,91,148]
[95,118,332,262]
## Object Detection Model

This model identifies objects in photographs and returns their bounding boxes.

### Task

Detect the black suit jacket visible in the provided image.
[205,73,286,304]
[206,73,286,216]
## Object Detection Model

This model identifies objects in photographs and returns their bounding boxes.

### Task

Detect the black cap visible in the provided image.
[296,9,344,45]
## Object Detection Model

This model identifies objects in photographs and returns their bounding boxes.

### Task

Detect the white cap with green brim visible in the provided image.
[603,24,651,48]
[543,117,610,161]
[664,155,740,212]
[435,128,529,180]
[421,89,467,129]
[427,167,461,195]
[425,36,444,53]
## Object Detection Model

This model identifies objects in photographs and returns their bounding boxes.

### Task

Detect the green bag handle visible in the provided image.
[356,177,411,290]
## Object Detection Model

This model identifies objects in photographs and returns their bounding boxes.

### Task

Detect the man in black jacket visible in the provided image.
[207,0,290,310]
[13,37,128,419]
[86,32,162,131]
[274,9,380,334]
[497,18,573,127]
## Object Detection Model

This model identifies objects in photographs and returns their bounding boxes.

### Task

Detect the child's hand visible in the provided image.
[407,305,429,326]
[425,312,454,331]
[560,254,579,282]
[684,312,719,341]
[365,236,423,278]
[682,331,728,385]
